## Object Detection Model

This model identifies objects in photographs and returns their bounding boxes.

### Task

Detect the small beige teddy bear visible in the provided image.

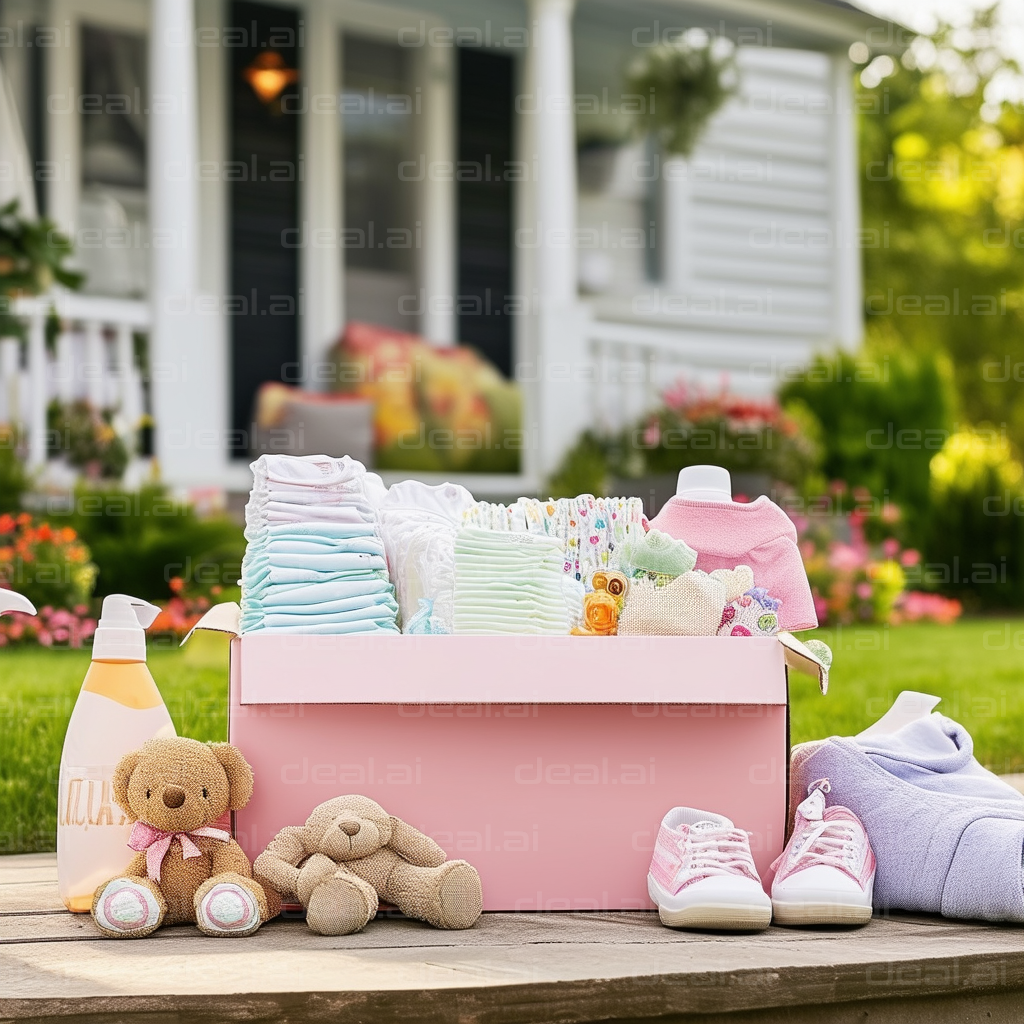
[253,794,483,936]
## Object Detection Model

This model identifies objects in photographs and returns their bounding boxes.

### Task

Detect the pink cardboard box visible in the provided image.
[190,606,827,911]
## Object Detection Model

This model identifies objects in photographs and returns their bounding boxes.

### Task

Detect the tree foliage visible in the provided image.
[857,6,1024,445]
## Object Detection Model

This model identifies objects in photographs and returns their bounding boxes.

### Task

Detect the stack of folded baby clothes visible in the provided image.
[453,528,572,635]
[240,454,399,634]
[378,480,475,634]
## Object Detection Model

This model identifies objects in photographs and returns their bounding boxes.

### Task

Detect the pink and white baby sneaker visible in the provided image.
[769,779,875,926]
[648,807,772,930]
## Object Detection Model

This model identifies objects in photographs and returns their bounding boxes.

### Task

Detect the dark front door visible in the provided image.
[229,0,300,457]
[456,47,514,378]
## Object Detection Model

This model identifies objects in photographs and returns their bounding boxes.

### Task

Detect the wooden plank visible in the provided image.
[0,883,65,916]
[0,854,57,886]
[2,854,1023,1023]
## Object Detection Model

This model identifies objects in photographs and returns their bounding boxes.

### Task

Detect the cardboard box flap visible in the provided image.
[777,632,830,694]
[181,602,241,645]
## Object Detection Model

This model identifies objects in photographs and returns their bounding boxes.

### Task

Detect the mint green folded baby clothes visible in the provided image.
[453,527,571,635]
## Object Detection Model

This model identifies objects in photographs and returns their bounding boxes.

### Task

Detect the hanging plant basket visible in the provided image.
[625,30,738,157]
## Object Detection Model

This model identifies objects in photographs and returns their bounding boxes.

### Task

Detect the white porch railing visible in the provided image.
[2,293,150,469]
[586,312,806,437]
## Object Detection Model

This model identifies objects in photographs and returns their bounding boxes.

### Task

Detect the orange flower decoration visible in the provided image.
[572,591,620,636]
[584,591,619,634]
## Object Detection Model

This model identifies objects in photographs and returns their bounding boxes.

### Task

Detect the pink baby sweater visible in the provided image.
[649,495,817,631]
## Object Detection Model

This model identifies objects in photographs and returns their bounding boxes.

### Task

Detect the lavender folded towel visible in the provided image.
[791,714,1024,922]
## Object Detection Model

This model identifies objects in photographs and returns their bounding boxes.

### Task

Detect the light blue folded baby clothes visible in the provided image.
[242,454,399,635]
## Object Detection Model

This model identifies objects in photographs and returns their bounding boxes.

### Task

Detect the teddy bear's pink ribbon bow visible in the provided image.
[128,821,231,881]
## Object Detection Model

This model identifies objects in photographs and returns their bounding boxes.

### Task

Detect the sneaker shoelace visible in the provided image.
[679,827,760,881]
[790,818,863,874]
[790,779,864,877]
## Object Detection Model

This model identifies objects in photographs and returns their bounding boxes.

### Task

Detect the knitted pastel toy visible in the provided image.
[618,565,754,636]
[619,528,697,584]
[718,587,782,636]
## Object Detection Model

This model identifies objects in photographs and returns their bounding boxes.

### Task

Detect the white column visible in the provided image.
[26,311,47,469]
[54,331,75,403]
[83,319,105,409]
[519,0,585,481]
[149,0,222,485]
[662,156,691,293]
[416,41,456,345]
[115,322,142,433]
[830,54,862,350]
[46,0,81,233]
[300,0,343,382]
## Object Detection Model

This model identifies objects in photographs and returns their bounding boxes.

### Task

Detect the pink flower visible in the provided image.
[829,543,864,571]
[37,630,53,647]
[856,582,873,600]
[882,538,899,558]
[881,503,901,523]
[900,548,920,567]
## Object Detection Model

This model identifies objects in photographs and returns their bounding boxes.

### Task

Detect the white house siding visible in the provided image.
[577,43,862,432]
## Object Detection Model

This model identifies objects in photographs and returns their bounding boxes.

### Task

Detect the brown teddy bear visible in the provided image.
[254,794,483,936]
[91,737,279,938]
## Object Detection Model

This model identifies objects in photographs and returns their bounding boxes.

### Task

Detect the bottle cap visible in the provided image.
[0,590,36,616]
[92,594,161,661]
[676,465,733,502]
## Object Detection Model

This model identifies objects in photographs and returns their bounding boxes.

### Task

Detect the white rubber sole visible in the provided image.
[658,903,772,931]
[771,900,872,927]
[649,875,772,932]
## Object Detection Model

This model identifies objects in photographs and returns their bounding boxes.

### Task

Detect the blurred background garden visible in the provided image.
[4,5,1024,850]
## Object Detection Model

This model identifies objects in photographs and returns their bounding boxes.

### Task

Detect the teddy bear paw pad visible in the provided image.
[94,879,163,936]
[196,882,261,936]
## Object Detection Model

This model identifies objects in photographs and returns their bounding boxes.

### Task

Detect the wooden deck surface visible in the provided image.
[2,853,1023,1024]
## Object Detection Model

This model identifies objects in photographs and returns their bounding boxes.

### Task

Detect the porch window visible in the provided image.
[341,34,418,332]
[79,23,148,298]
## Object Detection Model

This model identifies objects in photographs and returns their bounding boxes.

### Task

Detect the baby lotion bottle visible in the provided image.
[57,595,176,912]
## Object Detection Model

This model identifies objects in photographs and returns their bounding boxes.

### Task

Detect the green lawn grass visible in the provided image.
[2,622,1022,854]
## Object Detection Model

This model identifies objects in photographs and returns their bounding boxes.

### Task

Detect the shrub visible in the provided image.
[779,348,956,531]
[0,426,29,513]
[633,382,821,485]
[47,400,130,480]
[924,429,1024,609]
[550,382,821,495]
[0,513,97,610]
[54,485,245,601]
[548,432,610,499]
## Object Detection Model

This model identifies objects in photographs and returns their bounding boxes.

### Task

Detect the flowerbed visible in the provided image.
[792,487,961,627]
